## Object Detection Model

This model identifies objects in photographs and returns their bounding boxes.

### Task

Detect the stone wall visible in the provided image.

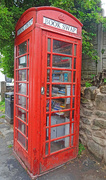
[79,85,106,164]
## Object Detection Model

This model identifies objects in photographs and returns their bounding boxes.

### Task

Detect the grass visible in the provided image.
[0,115,5,119]
[0,99,5,113]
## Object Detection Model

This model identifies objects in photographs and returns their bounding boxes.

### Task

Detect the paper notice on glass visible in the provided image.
[19,56,26,64]
[66,85,70,104]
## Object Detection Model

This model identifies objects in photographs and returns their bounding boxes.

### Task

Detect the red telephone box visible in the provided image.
[14,6,83,178]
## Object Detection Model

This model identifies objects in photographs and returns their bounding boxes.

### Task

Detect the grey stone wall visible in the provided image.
[80,85,106,164]
[82,23,106,79]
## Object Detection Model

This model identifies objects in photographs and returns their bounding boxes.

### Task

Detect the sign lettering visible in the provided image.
[43,17,77,34]
[17,18,33,36]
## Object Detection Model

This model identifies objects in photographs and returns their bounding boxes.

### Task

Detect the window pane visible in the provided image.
[17,131,25,147]
[47,84,50,97]
[19,41,27,55]
[51,124,70,139]
[53,55,72,69]
[52,70,71,82]
[19,56,27,68]
[50,114,70,125]
[18,70,26,81]
[50,137,70,153]
[46,99,50,112]
[52,85,71,97]
[53,40,72,55]
[73,71,76,82]
[16,107,26,121]
[45,143,49,155]
[48,38,51,52]
[74,58,76,69]
[17,83,26,95]
[18,119,26,134]
[17,95,26,109]
[74,44,77,56]
[73,85,75,95]
[47,69,50,82]
[51,98,71,111]
[47,54,50,67]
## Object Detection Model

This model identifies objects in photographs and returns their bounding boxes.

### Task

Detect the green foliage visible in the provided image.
[50,0,103,62]
[0,0,50,78]
[104,78,106,83]
[0,0,104,77]
[91,74,95,79]
[85,81,92,87]
[8,144,13,148]
[78,142,85,155]
[0,99,5,113]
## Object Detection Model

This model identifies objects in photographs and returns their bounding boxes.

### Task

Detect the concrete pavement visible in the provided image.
[0,112,106,180]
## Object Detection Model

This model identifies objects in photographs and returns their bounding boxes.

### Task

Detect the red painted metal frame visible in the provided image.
[14,6,83,178]
[40,31,82,173]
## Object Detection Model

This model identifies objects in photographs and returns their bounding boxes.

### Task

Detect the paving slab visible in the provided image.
[0,112,106,180]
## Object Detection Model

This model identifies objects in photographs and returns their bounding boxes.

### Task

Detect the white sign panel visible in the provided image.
[17,18,33,36]
[43,17,77,34]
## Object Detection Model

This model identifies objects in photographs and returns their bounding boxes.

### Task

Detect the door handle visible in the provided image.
[41,87,45,95]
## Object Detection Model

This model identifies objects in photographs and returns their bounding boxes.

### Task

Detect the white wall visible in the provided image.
[0,68,5,82]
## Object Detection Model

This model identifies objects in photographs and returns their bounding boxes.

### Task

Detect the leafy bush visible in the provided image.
[78,142,85,155]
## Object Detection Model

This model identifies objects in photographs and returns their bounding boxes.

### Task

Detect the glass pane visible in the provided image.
[50,114,70,125]
[71,135,74,146]
[19,56,27,68]
[27,84,29,95]
[52,70,71,82]
[52,55,72,69]
[52,85,71,97]
[17,83,26,95]
[53,40,72,55]
[26,139,28,151]
[51,98,70,111]
[45,143,49,155]
[18,70,26,81]
[73,85,75,95]
[16,107,26,121]
[47,69,50,82]
[47,54,50,67]
[28,55,29,67]
[71,123,74,134]
[51,124,70,139]
[17,95,26,109]
[18,119,26,134]
[27,112,28,123]
[48,39,51,52]
[47,84,50,97]
[27,98,29,110]
[46,128,49,140]
[50,137,70,153]
[27,70,29,81]
[46,114,49,126]
[72,97,75,108]
[28,40,29,52]
[19,41,27,55]
[73,71,76,82]
[74,58,76,69]
[74,44,77,56]
[26,126,28,137]
[72,110,74,121]
[17,131,25,147]
[46,99,49,112]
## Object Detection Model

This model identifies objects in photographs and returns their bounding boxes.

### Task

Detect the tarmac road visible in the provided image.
[0,112,106,180]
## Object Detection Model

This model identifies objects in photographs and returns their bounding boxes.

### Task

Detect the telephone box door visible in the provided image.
[40,30,81,173]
